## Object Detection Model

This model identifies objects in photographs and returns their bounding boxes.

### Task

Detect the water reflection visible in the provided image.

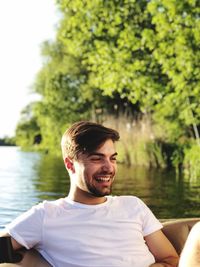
[0,147,42,228]
[0,147,200,229]
[32,153,69,199]
[115,166,200,218]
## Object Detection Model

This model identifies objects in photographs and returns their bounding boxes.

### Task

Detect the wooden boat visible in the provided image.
[0,218,199,266]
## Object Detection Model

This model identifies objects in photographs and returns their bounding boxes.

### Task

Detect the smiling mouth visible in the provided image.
[95,176,112,183]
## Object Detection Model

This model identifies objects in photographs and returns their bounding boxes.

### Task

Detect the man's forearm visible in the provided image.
[149,256,179,267]
[150,259,178,267]
[150,264,173,267]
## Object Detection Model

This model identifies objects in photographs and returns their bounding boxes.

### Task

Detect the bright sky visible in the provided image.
[0,0,59,138]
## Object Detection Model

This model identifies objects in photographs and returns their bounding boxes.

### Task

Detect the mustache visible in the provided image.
[95,170,115,176]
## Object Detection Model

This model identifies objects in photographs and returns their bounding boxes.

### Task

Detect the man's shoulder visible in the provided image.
[37,198,67,216]
[44,197,67,207]
[110,195,144,206]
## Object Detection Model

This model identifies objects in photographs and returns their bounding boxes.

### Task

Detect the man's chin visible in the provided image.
[90,188,112,197]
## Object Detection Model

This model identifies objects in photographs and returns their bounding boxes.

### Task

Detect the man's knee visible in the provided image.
[0,264,20,267]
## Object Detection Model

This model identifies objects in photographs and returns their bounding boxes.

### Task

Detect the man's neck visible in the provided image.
[68,188,107,205]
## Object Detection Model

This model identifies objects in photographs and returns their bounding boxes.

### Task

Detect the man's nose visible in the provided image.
[102,159,113,172]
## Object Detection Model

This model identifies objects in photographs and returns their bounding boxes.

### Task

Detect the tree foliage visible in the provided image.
[54,0,200,141]
[16,0,200,170]
[147,0,200,142]
[15,103,41,148]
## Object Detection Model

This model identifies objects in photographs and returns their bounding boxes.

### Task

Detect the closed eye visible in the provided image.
[111,153,118,162]
[88,152,118,162]
[90,157,101,161]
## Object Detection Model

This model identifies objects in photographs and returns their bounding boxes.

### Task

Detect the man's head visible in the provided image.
[61,121,120,160]
[61,121,120,202]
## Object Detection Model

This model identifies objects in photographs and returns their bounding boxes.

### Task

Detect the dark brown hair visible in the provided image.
[61,121,120,159]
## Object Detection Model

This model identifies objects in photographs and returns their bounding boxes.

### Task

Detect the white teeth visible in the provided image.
[96,177,110,182]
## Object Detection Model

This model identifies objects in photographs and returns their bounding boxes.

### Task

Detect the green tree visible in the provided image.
[56,0,165,112]
[15,103,41,148]
[16,0,200,173]
[145,0,200,143]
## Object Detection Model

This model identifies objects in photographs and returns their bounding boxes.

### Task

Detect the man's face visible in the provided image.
[72,139,117,197]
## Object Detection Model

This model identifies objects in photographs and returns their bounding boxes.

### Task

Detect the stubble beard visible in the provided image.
[85,175,114,197]
[87,183,113,197]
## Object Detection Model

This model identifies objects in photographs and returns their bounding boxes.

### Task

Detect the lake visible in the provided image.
[0,146,200,229]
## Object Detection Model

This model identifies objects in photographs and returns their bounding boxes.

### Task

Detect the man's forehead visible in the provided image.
[89,140,116,155]
[78,140,116,157]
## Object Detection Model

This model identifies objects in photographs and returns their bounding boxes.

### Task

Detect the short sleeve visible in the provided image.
[137,198,163,237]
[6,203,45,249]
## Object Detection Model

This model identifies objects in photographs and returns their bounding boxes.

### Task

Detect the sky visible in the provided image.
[0,0,59,138]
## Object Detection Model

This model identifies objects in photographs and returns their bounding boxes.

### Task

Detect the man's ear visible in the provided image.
[64,157,75,173]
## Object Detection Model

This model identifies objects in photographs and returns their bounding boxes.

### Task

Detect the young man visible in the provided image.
[0,121,178,267]
[179,221,200,267]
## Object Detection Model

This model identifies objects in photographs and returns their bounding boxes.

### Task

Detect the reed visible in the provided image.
[183,143,200,180]
[103,114,166,168]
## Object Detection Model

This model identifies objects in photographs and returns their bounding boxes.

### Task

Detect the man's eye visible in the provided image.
[111,157,117,161]
[91,157,101,161]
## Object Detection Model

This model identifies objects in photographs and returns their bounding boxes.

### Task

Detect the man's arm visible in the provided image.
[0,231,23,264]
[0,230,22,251]
[0,231,51,266]
[179,221,200,267]
[145,229,179,267]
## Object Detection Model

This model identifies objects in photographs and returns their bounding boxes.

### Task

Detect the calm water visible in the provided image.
[0,146,200,229]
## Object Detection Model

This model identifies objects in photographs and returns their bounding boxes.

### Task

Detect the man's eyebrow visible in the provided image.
[87,152,118,157]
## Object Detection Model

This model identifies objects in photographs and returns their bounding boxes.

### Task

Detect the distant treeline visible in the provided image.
[0,137,15,146]
[15,0,200,178]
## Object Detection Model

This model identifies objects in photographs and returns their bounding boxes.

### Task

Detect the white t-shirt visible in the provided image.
[6,196,162,267]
